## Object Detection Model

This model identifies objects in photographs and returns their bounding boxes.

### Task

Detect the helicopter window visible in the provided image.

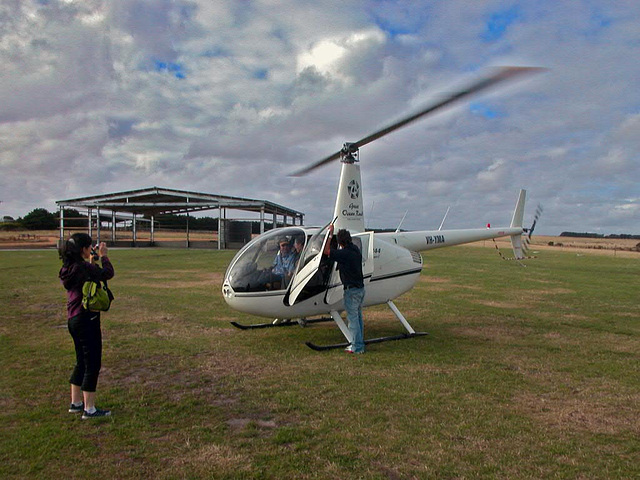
[297,227,327,272]
[352,237,363,257]
[225,227,306,293]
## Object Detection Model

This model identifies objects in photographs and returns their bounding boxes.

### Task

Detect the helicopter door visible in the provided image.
[324,231,374,305]
[285,224,333,306]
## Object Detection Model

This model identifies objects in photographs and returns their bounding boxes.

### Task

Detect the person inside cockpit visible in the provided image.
[273,237,296,280]
[291,236,304,266]
[256,237,296,290]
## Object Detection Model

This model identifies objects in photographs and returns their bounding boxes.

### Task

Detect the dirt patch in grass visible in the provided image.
[170,443,252,477]
[418,276,458,292]
[120,272,223,289]
[420,276,452,284]
[402,362,472,377]
[452,324,533,342]
[226,418,277,430]
[515,390,640,436]
[102,307,271,410]
[541,330,639,354]
[499,350,640,436]
[467,288,573,311]
[372,461,404,480]
[108,311,235,333]
[596,332,640,354]
[364,307,426,320]
[152,326,232,339]
[541,331,580,347]
[523,288,576,302]
[472,299,523,309]
[153,280,221,289]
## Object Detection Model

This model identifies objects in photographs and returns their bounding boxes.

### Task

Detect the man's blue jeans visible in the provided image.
[344,287,365,352]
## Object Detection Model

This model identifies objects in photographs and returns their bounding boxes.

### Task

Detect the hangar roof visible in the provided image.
[56,186,304,221]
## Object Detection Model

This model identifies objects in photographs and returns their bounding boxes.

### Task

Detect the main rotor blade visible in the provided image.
[353,66,543,150]
[290,150,342,177]
[291,66,545,177]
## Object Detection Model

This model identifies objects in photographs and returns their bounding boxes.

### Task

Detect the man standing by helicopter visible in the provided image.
[324,224,365,354]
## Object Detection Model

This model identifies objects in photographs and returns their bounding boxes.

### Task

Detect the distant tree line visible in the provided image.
[1,208,276,234]
[1,208,58,230]
[560,232,640,240]
[150,214,276,233]
[151,213,219,230]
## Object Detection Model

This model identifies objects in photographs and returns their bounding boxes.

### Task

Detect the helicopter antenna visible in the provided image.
[291,66,546,177]
[366,200,375,230]
[395,210,409,233]
[438,206,451,231]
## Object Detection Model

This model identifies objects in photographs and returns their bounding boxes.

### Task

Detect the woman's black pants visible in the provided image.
[68,311,102,392]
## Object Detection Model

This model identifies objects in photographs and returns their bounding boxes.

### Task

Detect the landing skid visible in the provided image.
[306,300,428,351]
[306,332,428,351]
[230,317,333,330]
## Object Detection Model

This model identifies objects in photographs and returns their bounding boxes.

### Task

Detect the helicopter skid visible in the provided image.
[305,332,428,351]
[230,317,333,330]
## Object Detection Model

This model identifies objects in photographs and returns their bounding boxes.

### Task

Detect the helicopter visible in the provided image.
[221,66,544,350]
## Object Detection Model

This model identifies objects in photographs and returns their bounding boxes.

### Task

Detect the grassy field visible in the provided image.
[0,247,638,479]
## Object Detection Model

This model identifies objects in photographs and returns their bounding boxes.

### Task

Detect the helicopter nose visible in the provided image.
[222,284,234,299]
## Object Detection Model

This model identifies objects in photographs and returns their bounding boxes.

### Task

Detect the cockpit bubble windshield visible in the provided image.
[225,227,308,292]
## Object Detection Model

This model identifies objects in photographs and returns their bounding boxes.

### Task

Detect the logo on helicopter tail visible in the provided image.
[347,180,360,199]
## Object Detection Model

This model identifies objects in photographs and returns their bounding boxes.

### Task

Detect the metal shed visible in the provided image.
[56,187,304,249]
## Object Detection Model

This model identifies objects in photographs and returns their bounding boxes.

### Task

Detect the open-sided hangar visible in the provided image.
[56,187,304,249]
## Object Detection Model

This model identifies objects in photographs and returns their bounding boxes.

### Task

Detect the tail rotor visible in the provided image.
[523,204,543,256]
[494,201,543,265]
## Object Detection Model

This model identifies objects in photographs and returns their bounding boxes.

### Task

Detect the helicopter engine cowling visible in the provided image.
[362,237,423,307]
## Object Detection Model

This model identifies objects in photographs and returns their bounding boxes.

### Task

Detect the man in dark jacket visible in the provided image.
[323,225,365,353]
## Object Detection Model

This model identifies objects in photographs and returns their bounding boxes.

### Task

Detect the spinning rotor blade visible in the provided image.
[291,66,545,177]
[526,204,543,240]
[291,150,342,177]
[523,204,543,254]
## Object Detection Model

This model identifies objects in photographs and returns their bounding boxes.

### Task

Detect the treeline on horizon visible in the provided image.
[560,232,640,240]
[0,208,273,234]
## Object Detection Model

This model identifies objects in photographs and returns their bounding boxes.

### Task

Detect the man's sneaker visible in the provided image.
[345,348,365,354]
[68,403,84,413]
[82,408,111,420]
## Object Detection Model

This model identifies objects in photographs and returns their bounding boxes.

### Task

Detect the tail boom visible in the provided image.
[380,189,528,254]
[379,226,524,252]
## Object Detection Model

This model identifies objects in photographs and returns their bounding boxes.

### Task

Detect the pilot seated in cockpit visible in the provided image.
[257,237,297,290]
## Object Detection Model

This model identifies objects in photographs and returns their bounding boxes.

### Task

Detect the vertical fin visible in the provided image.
[510,189,526,228]
[510,189,526,260]
[333,162,365,233]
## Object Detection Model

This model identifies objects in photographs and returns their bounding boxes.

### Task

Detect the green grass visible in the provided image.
[1,247,638,479]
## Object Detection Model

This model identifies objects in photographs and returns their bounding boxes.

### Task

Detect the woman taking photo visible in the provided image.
[59,233,114,419]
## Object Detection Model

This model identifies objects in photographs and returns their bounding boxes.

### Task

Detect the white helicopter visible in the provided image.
[222,66,543,350]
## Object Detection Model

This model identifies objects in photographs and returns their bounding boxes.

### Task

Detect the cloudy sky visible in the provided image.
[1,0,639,235]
